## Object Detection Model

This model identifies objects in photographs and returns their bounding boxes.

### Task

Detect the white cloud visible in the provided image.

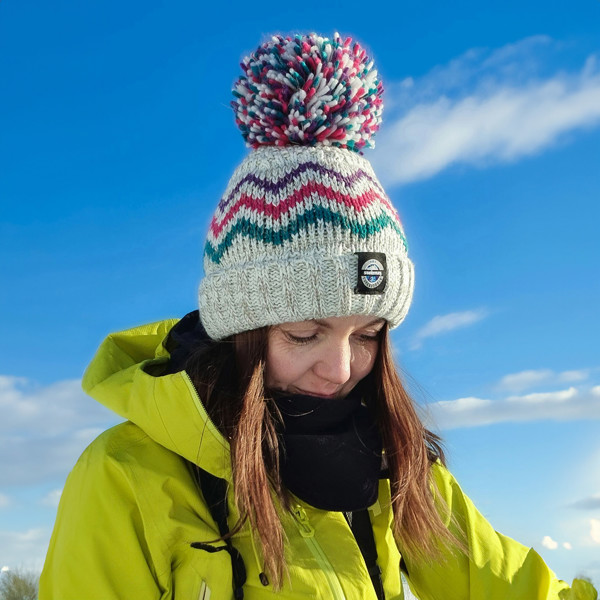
[0,528,49,571]
[591,519,600,545]
[563,542,573,550]
[570,494,600,510]
[40,489,63,508]
[506,387,577,404]
[0,375,121,485]
[0,494,10,509]
[373,37,600,185]
[498,369,591,392]
[542,535,558,550]
[411,309,488,349]
[498,369,555,392]
[427,385,600,429]
[558,370,590,384]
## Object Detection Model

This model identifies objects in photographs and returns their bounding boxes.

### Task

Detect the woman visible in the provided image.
[40,33,597,599]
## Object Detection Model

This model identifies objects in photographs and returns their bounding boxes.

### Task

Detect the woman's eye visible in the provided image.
[284,332,318,345]
[356,332,380,343]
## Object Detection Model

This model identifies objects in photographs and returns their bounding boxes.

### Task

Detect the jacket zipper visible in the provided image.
[182,370,346,598]
[181,371,224,435]
[292,505,347,600]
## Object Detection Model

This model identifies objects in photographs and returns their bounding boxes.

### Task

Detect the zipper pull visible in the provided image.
[293,505,315,538]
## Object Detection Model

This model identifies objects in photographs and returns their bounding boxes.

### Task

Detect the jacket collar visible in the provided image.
[82,312,232,480]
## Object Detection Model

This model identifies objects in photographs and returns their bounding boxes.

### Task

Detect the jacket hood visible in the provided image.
[82,312,232,479]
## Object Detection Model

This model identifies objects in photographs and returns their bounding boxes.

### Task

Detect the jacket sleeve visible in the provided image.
[40,436,165,600]
[401,462,598,600]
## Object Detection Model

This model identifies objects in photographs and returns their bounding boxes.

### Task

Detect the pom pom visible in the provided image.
[231,33,384,152]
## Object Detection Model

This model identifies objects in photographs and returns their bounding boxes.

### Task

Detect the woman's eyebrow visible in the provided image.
[309,319,331,329]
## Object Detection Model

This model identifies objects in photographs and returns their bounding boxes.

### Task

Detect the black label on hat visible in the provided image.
[354,252,387,295]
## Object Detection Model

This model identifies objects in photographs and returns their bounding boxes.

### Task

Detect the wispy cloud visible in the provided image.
[0,494,10,509]
[570,495,600,511]
[410,309,488,349]
[0,528,48,571]
[426,384,600,429]
[497,369,554,392]
[559,370,592,384]
[40,490,63,509]
[507,387,578,405]
[373,37,600,185]
[591,519,600,545]
[498,368,591,392]
[0,375,120,485]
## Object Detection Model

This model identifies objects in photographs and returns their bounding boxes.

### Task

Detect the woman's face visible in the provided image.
[265,315,385,399]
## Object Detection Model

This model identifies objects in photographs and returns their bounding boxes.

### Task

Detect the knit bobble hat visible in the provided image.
[199,33,414,340]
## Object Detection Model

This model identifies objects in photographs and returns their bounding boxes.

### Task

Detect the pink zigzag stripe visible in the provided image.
[210,182,400,239]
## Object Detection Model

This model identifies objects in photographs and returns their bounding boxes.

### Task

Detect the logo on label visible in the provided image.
[354,252,387,295]
[361,259,385,289]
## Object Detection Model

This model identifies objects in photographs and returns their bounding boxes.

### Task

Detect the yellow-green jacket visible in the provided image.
[40,318,597,600]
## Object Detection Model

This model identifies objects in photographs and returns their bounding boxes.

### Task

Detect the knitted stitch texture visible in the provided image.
[198,34,414,339]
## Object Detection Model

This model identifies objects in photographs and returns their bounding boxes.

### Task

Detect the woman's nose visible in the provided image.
[313,339,352,384]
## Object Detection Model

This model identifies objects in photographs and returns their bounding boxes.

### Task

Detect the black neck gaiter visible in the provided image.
[272,388,383,512]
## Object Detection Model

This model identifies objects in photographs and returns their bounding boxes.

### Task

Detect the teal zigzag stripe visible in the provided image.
[205,206,407,265]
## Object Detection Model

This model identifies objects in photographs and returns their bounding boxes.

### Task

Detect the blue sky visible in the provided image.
[1,0,599,589]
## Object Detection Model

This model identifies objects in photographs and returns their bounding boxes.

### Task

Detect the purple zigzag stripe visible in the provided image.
[218,161,386,213]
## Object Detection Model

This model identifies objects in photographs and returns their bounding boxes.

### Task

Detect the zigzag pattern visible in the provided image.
[216,161,386,213]
[209,183,398,239]
[205,205,406,265]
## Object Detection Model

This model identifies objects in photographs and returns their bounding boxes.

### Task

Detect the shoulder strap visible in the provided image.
[346,509,385,600]
[191,467,247,600]
[196,467,230,538]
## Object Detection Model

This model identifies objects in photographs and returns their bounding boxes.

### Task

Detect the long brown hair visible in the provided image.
[185,322,462,587]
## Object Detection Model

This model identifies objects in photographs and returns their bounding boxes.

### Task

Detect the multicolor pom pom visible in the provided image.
[231,33,384,153]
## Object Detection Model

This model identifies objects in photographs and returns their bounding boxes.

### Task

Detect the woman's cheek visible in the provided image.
[353,343,377,375]
[266,342,305,387]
